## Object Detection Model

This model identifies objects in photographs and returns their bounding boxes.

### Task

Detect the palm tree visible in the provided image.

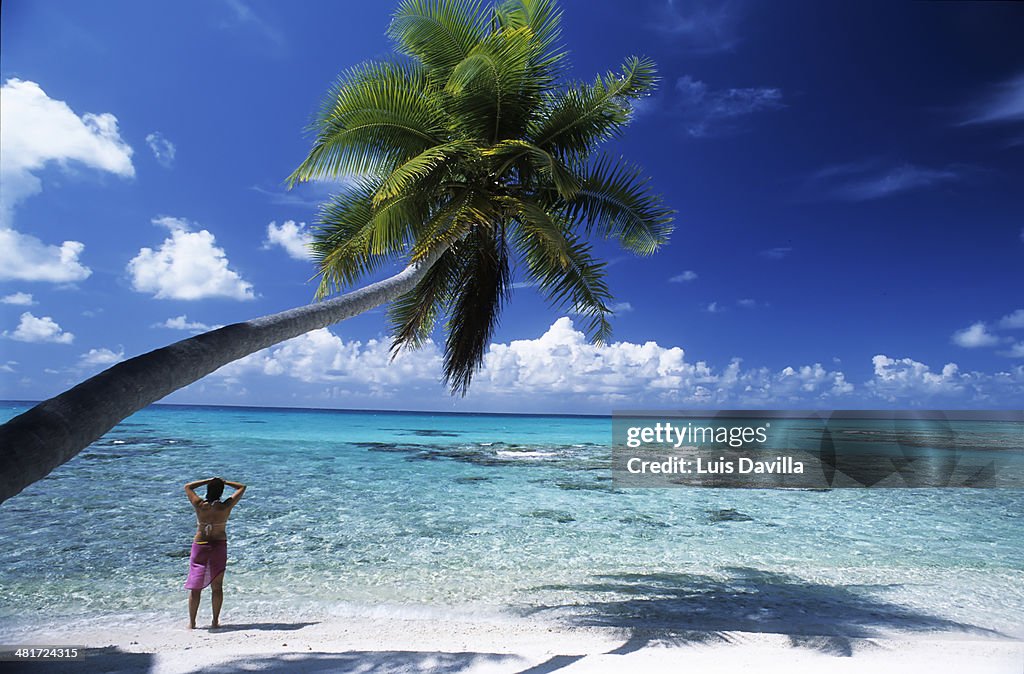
[0,0,673,504]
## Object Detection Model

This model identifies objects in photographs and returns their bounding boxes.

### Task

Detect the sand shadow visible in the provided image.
[205,650,520,673]
[514,654,586,673]
[207,621,318,632]
[526,567,1004,657]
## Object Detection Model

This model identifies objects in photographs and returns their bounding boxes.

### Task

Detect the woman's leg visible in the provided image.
[188,589,201,629]
[211,572,224,627]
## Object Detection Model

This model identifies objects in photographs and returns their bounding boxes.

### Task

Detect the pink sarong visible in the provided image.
[184,540,227,590]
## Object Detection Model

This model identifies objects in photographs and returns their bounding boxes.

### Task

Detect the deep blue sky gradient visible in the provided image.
[1,0,1022,411]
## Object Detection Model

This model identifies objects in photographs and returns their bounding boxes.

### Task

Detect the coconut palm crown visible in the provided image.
[290,0,674,394]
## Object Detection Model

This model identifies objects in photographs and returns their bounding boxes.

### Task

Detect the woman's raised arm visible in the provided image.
[224,480,246,506]
[184,477,215,505]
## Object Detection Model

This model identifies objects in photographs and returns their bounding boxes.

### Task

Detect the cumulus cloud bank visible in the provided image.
[203,318,1024,408]
[212,317,859,407]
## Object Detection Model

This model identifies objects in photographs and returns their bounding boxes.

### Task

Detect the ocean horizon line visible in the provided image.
[3,400,1021,423]
[0,400,612,420]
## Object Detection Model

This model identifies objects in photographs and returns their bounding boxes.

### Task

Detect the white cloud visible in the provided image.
[737,298,757,308]
[0,78,134,218]
[78,347,124,368]
[224,0,285,44]
[806,162,961,202]
[704,301,723,313]
[759,247,792,260]
[649,1,744,54]
[154,315,218,332]
[669,270,698,282]
[264,220,314,261]
[997,309,1024,330]
[145,132,176,168]
[609,302,633,314]
[674,75,783,137]
[251,178,348,208]
[838,165,959,201]
[999,342,1024,359]
[4,312,74,344]
[0,229,92,282]
[0,78,134,282]
[951,321,1000,348]
[961,72,1024,126]
[127,217,255,300]
[1,292,35,306]
[864,354,1024,403]
[868,354,964,401]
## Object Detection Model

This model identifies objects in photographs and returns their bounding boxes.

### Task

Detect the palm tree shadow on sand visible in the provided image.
[524,567,1005,657]
[26,648,527,674]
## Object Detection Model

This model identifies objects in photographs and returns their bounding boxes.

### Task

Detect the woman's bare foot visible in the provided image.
[188,622,195,630]
[211,621,220,629]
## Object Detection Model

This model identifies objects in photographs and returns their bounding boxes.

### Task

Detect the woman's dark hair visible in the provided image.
[206,478,225,502]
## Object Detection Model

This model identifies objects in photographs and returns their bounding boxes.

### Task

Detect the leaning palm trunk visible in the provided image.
[0,247,447,504]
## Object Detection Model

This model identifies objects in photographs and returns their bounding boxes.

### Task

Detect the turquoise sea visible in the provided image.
[0,402,1022,640]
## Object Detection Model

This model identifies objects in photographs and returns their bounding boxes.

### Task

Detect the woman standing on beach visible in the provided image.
[184,476,245,629]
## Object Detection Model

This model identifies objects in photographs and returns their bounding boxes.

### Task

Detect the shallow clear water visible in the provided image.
[1,402,1021,639]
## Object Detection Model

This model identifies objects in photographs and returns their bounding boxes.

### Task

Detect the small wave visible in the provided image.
[496,450,555,459]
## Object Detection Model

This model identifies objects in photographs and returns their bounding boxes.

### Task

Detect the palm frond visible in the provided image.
[288,60,445,186]
[388,245,462,350]
[511,214,613,343]
[389,0,488,83]
[312,182,428,296]
[495,0,566,84]
[530,56,657,160]
[563,154,674,255]
[445,26,541,142]
[500,195,571,267]
[409,188,476,260]
[443,227,511,394]
[484,139,579,197]
[374,140,479,206]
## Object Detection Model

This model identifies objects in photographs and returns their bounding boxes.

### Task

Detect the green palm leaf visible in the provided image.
[288,60,445,185]
[565,154,675,255]
[443,228,512,394]
[530,56,657,160]
[389,0,489,83]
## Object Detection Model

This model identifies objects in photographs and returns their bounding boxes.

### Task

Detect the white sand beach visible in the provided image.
[8,611,1023,673]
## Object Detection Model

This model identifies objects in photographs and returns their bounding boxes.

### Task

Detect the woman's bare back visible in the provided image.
[193,500,232,543]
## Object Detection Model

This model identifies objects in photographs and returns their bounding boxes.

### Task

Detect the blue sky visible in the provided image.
[1,0,1022,413]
